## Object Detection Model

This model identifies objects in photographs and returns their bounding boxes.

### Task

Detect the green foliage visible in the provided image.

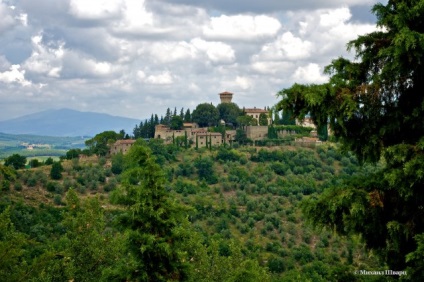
[0,164,16,181]
[170,115,184,130]
[29,158,41,168]
[85,130,121,156]
[236,115,257,128]
[111,152,125,174]
[259,113,268,126]
[44,157,54,165]
[276,0,424,276]
[0,141,385,281]
[50,161,63,180]
[216,102,242,127]
[192,103,219,127]
[4,154,27,169]
[0,207,31,281]
[65,148,82,159]
[194,156,218,184]
[117,144,192,281]
[216,147,241,162]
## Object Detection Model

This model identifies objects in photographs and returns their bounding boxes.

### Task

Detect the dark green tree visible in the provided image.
[194,156,217,184]
[170,115,184,130]
[85,130,121,156]
[184,109,191,122]
[50,161,64,180]
[236,115,257,129]
[4,154,27,170]
[259,113,268,126]
[216,102,242,128]
[44,157,54,165]
[29,159,41,168]
[281,109,296,125]
[276,0,424,276]
[0,208,31,281]
[179,107,185,120]
[164,108,172,125]
[66,149,82,160]
[192,103,219,127]
[111,152,125,175]
[117,143,192,281]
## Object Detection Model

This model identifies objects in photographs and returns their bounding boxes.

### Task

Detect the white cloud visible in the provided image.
[139,70,175,85]
[235,76,251,90]
[69,0,123,20]
[140,41,196,63]
[191,38,235,64]
[320,6,352,27]
[112,0,155,33]
[292,63,328,84]
[254,32,313,61]
[24,33,65,77]
[0,64,31,86]
[0,2,21,34]
[203,14,281,41]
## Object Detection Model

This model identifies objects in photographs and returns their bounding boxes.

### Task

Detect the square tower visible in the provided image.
[219,91,233,103]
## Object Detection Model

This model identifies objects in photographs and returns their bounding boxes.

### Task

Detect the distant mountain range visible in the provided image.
[0,108,141,137]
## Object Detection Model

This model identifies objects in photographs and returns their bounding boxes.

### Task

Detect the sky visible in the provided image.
[0,0,384,121]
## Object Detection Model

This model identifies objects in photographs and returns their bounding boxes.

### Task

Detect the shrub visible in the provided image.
[267,256,285,273]
[14,182,22,191]
[50,162,63,180]
[1,180,10,191]
[53,195,63,205]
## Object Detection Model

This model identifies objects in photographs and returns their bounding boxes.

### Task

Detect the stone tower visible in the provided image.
[219,91,233,103]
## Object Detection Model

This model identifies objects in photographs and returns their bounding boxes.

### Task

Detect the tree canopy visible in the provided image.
[276,0,424,277]
[192,103,219,127]
[4,154,26,170]
[85,131,121,156]
[216,102,242,128]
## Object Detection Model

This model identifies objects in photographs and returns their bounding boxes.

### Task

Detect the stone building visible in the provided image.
[109,139,136,155]
[244,107,271,125]
[196,132,222,148]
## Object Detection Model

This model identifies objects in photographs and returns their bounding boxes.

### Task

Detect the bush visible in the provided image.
[14,182,22,191]
[53,195,63,205]
[267,256,285,273]
[50,162,63,180]
[1,180,10,191]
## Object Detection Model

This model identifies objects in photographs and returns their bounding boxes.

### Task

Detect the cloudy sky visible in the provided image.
[0,0,383,121]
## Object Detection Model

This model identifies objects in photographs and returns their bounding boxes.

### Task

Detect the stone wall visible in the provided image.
[245,126,268,141]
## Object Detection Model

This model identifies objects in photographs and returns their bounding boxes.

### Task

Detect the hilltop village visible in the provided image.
[110,91,319,154]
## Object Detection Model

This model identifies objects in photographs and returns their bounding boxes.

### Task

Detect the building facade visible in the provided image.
[109,139,136,155]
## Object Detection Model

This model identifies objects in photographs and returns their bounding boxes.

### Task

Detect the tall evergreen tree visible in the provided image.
[184,109,191,123]
[119,143,191,281]
[276,0,424,277]
[164,108,172,126]
[180,107,184,120]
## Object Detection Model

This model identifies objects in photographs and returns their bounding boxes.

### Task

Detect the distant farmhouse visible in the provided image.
[109,139,136,155]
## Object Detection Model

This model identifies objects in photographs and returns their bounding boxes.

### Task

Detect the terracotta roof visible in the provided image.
[114,139,136,145]
[219,91,233,95]
[245,108,268,113]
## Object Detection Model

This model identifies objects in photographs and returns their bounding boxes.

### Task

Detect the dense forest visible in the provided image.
[1,140,387,281]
